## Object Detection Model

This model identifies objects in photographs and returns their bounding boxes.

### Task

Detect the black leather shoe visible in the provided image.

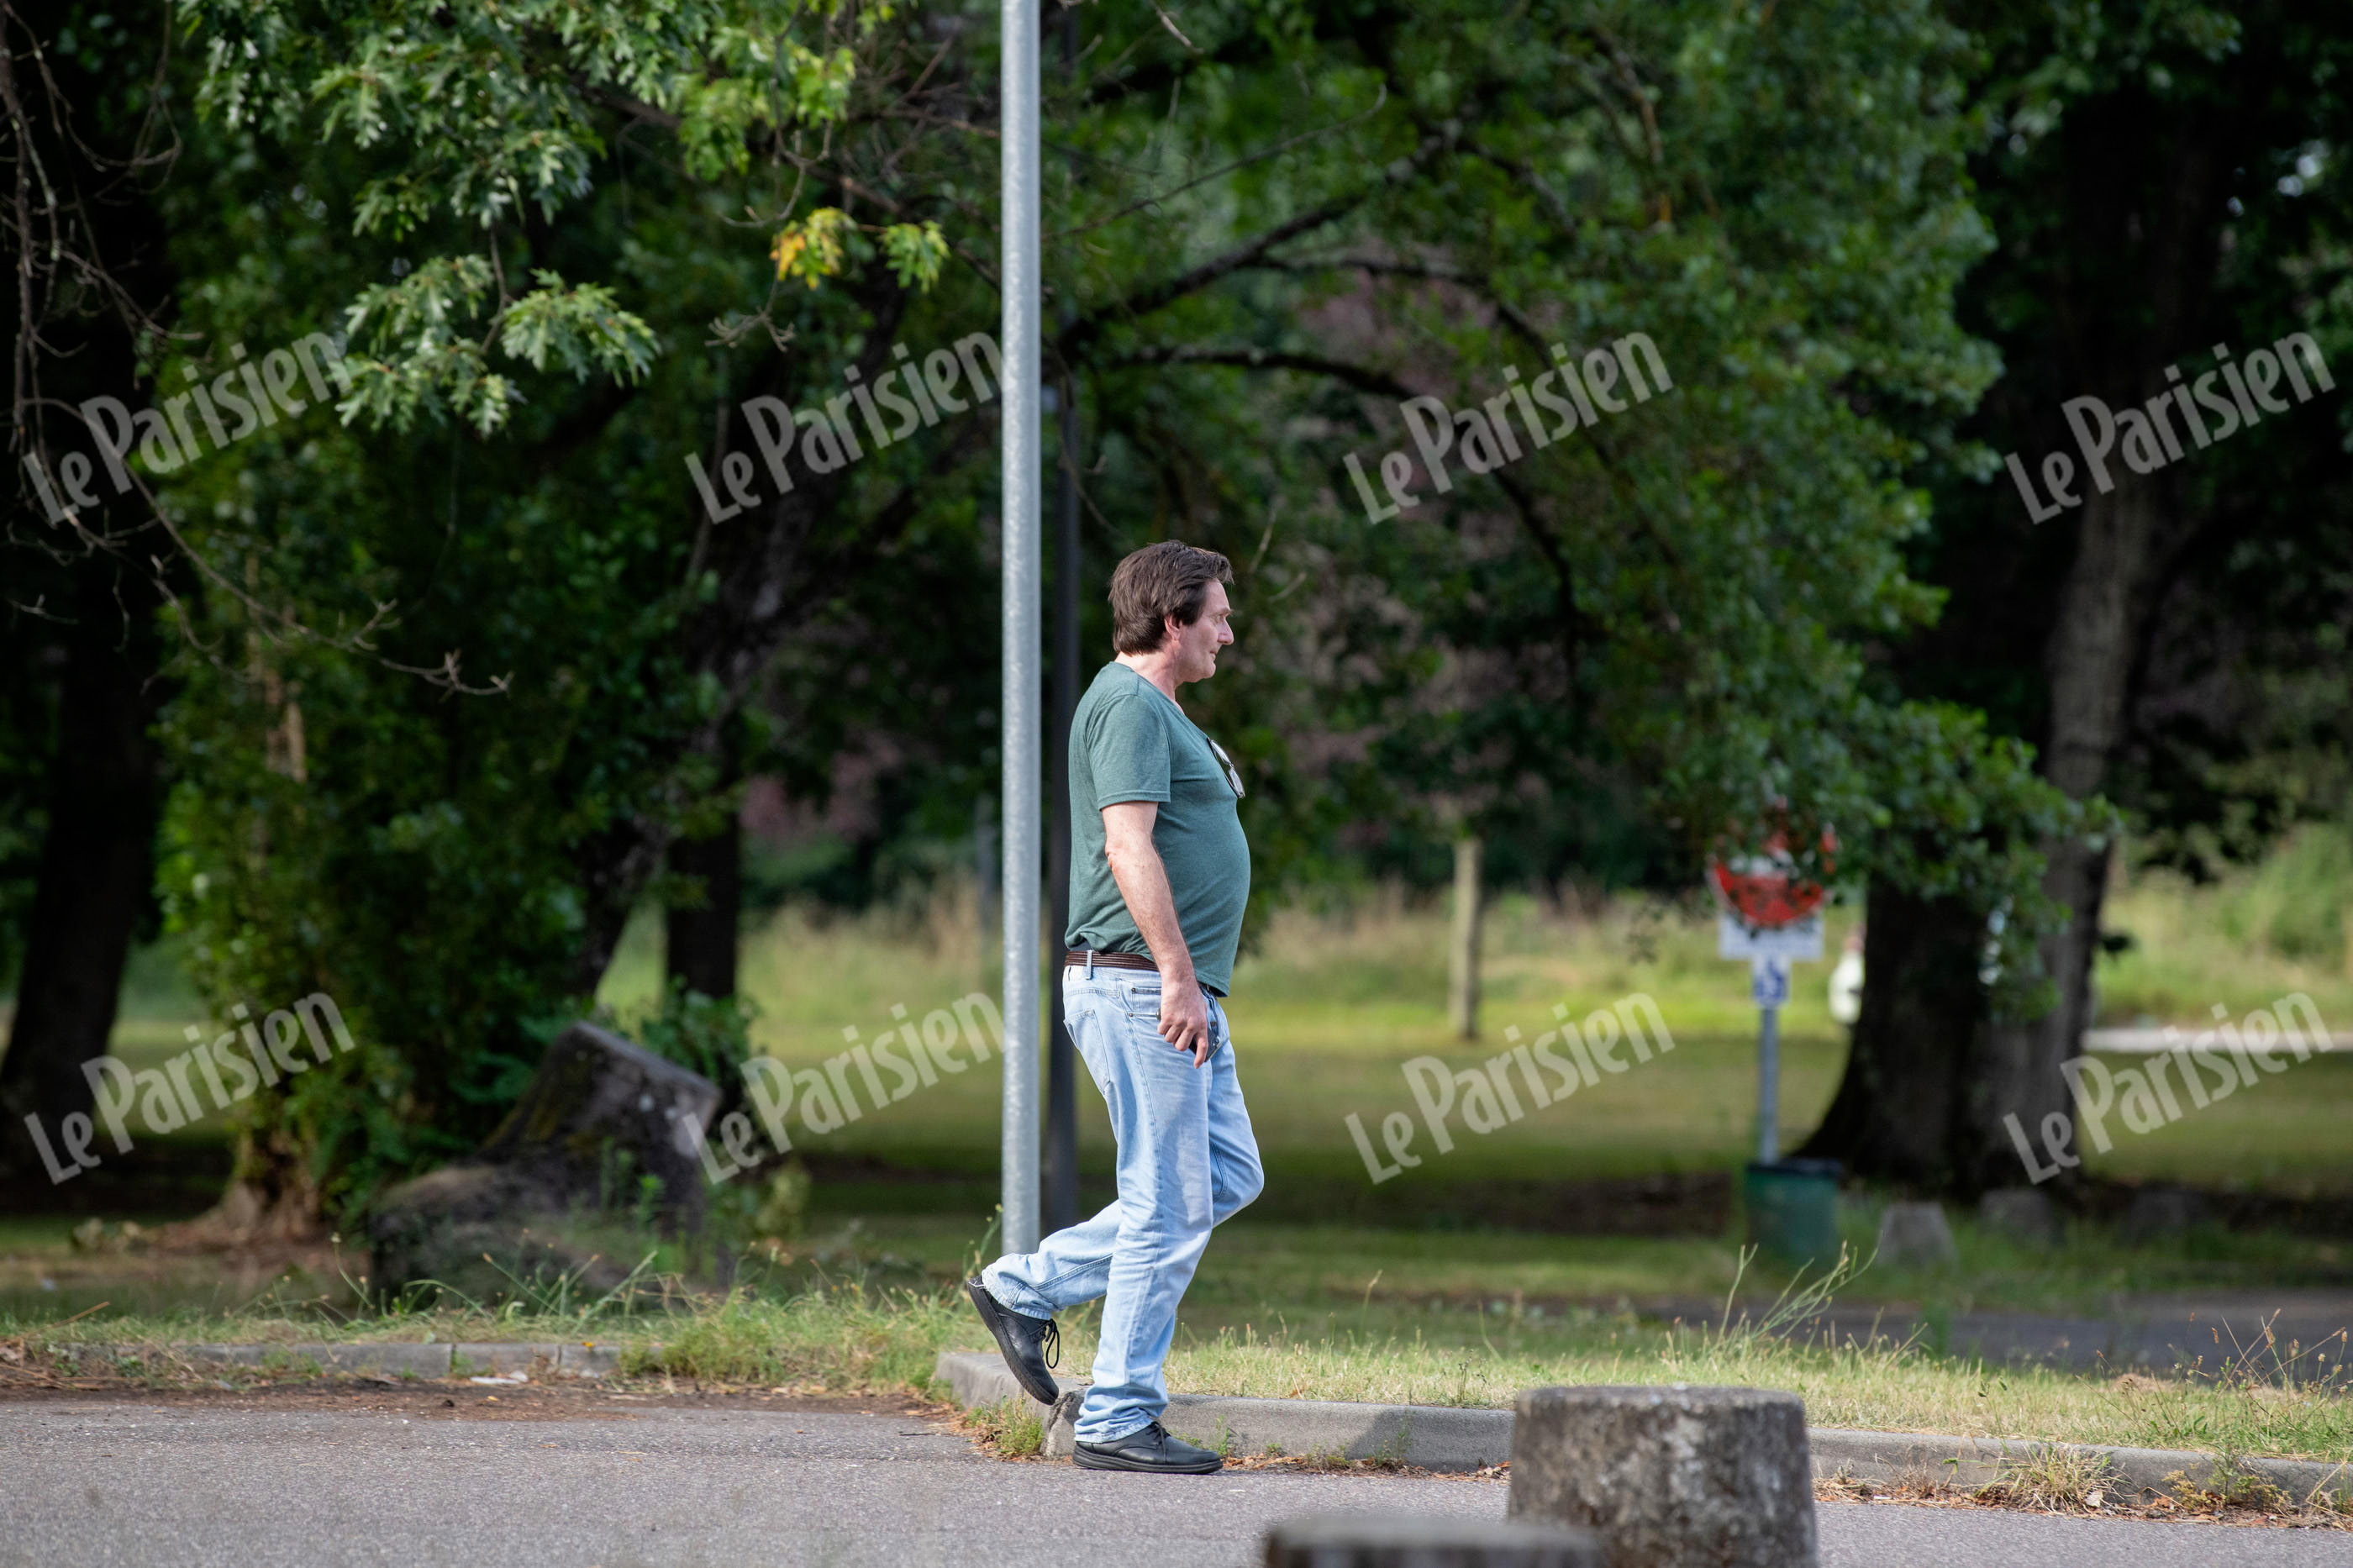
[965,1276,1061,1405]
[1073,1420,1224,1474]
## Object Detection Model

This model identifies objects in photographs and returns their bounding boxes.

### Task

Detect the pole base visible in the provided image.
[1740,1158,1842,1271]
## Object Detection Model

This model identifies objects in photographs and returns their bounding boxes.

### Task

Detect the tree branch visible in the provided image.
[1107,344,1414,401]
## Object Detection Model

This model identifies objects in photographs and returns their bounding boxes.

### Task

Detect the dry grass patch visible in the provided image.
[956,1396,1045,1459]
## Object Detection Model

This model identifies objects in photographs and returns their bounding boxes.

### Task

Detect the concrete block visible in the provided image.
[147,1343,456,1376]
[1510,1384,1817,1568]
[558,1343,634,1378]
[1875,1202,1958,1269]
[1043,1390,1082,1459]
[452,1344,559,1378]
[310,1343,461,1376]
[934,1350,1081,1423]
[1164,1395,1511,1471]
[1977,1188,2061,1248]
[1263,1514,1603,1567]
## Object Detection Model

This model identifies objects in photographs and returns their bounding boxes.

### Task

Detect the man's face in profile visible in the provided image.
[1167,580,1233,687]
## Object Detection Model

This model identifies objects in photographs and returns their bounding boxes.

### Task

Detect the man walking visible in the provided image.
[967,540,1262,1475]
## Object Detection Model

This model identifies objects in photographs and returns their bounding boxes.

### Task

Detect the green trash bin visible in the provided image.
[1743,1158,1841,1270]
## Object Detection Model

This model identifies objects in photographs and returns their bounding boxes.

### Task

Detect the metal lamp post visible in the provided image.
[998,0,1042,1258]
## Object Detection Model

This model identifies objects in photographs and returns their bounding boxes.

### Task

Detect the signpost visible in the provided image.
[1713,857,1824,1166]
[1713,834,1840,1266]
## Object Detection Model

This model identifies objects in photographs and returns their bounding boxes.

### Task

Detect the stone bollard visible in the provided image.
[1875,1202,1959,1268]
[1510,1385,1818,1568]
[2122,1185,2209,1241]
[1263,1514,1603,1568]
[1978,1187,2061,1248]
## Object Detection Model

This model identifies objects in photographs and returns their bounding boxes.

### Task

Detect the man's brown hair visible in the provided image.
[1108,540,1234,654]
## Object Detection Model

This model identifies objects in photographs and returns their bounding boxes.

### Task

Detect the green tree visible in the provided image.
[1805,0,2353,1191]
[0,0,186,1181]
[144,0,2082,1221]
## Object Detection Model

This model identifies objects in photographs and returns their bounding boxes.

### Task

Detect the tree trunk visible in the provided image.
[1795,877,1987,1190]
[0,0,178,1181]
[0,560,166,1179]
[664,813,741,1001]
[1801,65,2249,1192]
[1958,481,2159,1187]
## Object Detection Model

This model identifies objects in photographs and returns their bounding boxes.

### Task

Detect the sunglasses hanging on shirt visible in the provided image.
[1207,736,1245,799]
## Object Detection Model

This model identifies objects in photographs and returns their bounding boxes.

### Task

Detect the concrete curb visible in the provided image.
[59,1341,635,1379]
[934,1350,1508,1469]
[1806,1427,2353,1505]
[933,1350,2353,1501]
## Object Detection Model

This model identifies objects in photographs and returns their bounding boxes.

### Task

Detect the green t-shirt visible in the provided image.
[1065,662,1251,995]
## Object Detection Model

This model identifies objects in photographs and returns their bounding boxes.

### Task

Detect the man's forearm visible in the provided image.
[1106,840,1196,984]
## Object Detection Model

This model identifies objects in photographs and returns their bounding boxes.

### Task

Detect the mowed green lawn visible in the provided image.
[35,871,2353,1323]
[582,885,2353,1201]
[592,890,1854,1197]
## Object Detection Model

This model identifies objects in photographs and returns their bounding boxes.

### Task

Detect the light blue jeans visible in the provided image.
[982,966,1263,1443]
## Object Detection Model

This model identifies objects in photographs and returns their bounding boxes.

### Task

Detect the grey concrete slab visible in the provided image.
[72,1342,457,1377]
[1,1400,2341,1568]
[450,1343,561,1377]
[559,1341,632,1377]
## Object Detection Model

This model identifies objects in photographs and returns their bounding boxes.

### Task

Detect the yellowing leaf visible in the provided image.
[771,208,853,288]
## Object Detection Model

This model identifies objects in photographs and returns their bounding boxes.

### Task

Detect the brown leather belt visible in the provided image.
[1064,949,1157,972]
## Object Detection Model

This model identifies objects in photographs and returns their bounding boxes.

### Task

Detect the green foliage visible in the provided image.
[2219,822,2353,964]
[624,979,758,1092]
[754,1157,813,1242]
[148,0,1004,1218]
[183,0,862,424]
[1913,0,2353,878]
[1027,0,2071,934]
[139,0,2101,1216]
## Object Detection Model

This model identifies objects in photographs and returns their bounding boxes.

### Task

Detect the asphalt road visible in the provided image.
[3,1400,2347,1568]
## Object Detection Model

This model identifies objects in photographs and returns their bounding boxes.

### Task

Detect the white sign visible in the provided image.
[1750,956,1792,1009]
[1718,912,1823,963]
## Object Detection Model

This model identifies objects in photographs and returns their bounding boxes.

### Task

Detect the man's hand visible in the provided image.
[1159,981,1213,1066]
[1102,800,1215,1069]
